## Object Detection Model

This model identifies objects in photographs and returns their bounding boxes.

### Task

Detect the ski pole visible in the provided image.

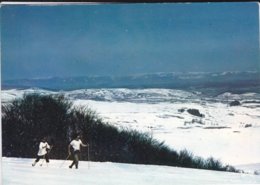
[59,154,70,168]
[87,145,90,169]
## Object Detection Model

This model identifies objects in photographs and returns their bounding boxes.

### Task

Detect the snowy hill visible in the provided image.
[2,88,260,167]
[2,157,260,185]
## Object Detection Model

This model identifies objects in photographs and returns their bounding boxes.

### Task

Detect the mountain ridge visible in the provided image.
[2,71,260,95]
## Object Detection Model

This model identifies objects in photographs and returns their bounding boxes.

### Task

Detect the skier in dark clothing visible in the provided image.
[32,137,52,167]
[68,135,88,169]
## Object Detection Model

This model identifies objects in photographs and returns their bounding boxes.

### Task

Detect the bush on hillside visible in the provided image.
[2,94,71,158]
[229,100,241,106]
[187,109,204,118]
[2,94,238,172]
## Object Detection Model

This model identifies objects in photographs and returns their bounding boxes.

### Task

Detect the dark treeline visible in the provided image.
[2,94,239,172]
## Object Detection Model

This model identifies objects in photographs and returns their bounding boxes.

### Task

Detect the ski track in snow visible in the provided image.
[2,158,260,185]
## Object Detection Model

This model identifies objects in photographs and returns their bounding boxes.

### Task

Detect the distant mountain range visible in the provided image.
[2,71,260,95]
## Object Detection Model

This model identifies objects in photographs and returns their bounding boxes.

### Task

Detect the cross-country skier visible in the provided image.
[68,134,88,169]
[32,137,52,167]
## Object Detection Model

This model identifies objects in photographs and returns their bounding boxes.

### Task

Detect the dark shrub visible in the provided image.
[244,124,252,128]
[205,157,224,171]
[2,94,72,158]
[187,109,204,117]
[229,100,241,106]
[178,108,185,113]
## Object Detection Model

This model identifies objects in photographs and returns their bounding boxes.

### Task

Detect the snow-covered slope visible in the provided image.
[236,163,260,175]
[2,88,260,166]
[2,157,260,185]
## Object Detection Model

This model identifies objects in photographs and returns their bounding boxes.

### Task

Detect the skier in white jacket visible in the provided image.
[32,137,52,166]
[68,134,88,169]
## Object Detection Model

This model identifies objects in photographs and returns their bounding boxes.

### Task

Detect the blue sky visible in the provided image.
[1,3,259,80]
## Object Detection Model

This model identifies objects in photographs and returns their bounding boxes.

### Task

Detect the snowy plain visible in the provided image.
[2,88,260,173]
[2,157,260,185]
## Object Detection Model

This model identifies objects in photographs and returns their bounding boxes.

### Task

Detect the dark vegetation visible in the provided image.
[187,109,204,118]
[2,94,239,172]
[244,124,252,128]
[229,100,241,106]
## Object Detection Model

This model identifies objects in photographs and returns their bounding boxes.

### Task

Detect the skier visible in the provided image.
[68,134,88,169]
[32,137,52,167]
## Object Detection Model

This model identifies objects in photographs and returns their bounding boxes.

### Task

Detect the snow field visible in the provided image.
[2,157,260,185]
[73,99,260,166]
